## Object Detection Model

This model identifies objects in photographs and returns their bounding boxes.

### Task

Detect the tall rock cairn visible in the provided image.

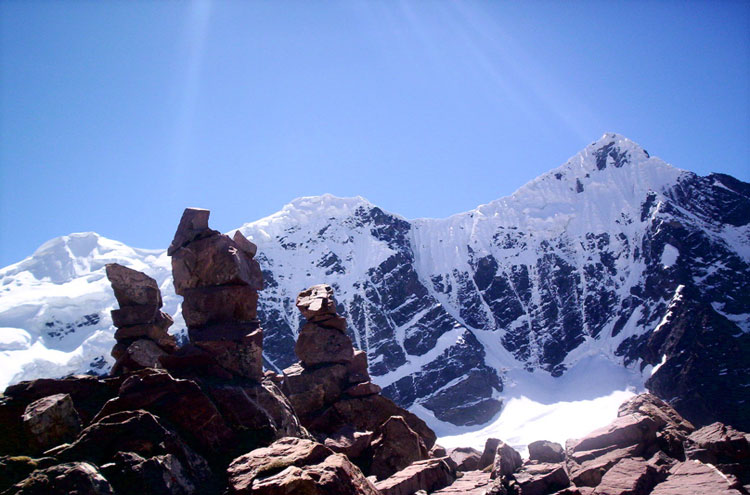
[168,207,264,381]
[106,263,176,375]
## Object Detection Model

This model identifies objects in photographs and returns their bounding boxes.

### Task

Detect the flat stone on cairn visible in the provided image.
[168,208,265,381]
[106,263,176,375]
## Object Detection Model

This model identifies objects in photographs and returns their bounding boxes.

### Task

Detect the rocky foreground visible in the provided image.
[0,208,748,494]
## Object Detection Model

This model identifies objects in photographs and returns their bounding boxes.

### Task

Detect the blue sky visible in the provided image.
[1,1,748,267]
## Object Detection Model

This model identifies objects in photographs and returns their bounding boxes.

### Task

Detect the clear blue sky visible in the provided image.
[1,1,748,267]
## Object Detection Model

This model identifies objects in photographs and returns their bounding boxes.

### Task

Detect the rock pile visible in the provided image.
[106,263,176,375]
[282,284,437,481]
[167,207,264,381]
[476,393,749,495]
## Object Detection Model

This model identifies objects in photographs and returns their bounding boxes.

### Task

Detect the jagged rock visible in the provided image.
[430,444,447,458]
[114,323,173,343]
[7,461,114,495]
[158,343,233,380]
[295,322,354,366]
[430,470,492,495]
[685,422,750,483]
[193,328,263,381]
[528,440,565,463]
[105,263,162,308]
[369,415,428,480]
[92,370,235,458]
[567,414,659,454]
[513,462,570,495]
[0,456,57,493]
[168,207,215,256]
[205,378,307,448]
[345,350,371,384]
[375,458,456,495]
[308,394,436,451]
[227,437,332,491]
[617,393,694,458]
[567,444,641,487]
[55,409,214,492]
[21,393,81,454]
[99,451,199,495]
[592,457,664,495]
[171,233,263,295]
[296,284,337,321]
[112,339,169,374]
[110,306,162,327]
[344,381,381,398]
[490,441,522,479]
[479,438,501,469]
[232,230,257,258]
[181,286,258,327]
[323,425,373,460]
[650,460,745,494]
[227,437,378,495]
[282,362,348,420]
[250,453,379,495]
[1,375,121,455]
[447,446,481,471]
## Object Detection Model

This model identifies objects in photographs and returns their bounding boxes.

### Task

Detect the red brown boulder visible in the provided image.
[528,440,565,463]
[592,457,665,495]
[447,446,482,471]
[296,284,338,321]
[369,415,429,480]
[295,322,354,367]
[227,437,378,495]
[490,441,522,479]
[650,460,745,494]
[21,393,81,455]
[513,462,570,495]
[375,458,457,495]
[105,263,162,308]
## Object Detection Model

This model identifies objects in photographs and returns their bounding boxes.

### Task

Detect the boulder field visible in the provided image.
[0,208,747,494]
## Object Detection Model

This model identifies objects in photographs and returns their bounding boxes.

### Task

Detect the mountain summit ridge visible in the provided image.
[1,134,748,432]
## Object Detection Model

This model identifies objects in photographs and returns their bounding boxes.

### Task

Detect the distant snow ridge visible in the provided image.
[1,133,748,437]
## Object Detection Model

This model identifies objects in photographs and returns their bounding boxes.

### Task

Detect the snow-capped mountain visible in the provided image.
[1,133,748,432]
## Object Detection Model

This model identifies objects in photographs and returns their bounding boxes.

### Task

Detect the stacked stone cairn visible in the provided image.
[167,207,264,381]
[106,263,176,375]
[282,284,443,483]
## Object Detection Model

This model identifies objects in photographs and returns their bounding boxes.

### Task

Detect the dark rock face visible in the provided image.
[634,293,750,432]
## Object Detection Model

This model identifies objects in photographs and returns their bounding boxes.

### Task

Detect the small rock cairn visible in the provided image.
[106,263,176,375]
[167,207,264,381]
[283,284,380,422]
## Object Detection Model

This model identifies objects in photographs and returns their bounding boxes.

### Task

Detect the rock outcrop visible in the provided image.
[226,437,379,495]
[106,263,176,375]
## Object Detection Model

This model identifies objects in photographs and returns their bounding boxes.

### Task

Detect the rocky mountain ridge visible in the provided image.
[1,133,748,432]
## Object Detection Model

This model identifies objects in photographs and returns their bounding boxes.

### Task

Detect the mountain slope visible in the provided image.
[1,133,748,431]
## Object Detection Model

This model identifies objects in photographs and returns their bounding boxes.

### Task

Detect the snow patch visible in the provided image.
[661,244,679,268]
